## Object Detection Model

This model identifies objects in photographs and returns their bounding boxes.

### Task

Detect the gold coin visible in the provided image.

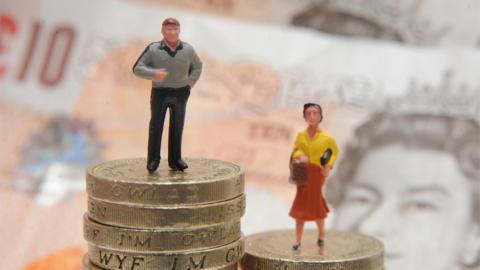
[88,238,244,270]
[87,194,245,228]
[82,254,103,270]
[240,230,384,270]
[82,253,239,270]
[86,158,244,205]
[83,214,241,252]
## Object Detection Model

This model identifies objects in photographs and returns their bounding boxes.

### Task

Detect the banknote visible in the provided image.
[129,0,480,47]
[128,0,312,24]
[1,0,480,270]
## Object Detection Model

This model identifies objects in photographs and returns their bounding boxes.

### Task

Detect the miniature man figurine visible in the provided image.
[133,18,202,172]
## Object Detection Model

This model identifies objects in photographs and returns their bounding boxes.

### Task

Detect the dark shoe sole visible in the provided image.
[168,160,188,172]
[168,165,187,172]
[147,158,160,172]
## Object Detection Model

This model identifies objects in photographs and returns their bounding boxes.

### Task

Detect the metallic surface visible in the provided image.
[241,230,384,270]
[87,194,245,228]
[83,214,241,252]
[82,254,239,269]
[88,238,244,270]
[82,254,104,270]
[86,158,244,205]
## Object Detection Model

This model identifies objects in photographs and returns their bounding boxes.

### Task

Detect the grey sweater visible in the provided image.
[133,40,203,88]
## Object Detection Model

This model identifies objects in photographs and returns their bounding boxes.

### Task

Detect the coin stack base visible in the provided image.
[82,158,245,270]
[241,229,384,270]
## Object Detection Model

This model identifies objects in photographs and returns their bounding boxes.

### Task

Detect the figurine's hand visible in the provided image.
[154,70,168,80]
[298,155,309,163]
[320,166,331,177]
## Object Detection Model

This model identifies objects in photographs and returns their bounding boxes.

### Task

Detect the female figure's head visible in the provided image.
[327,113,480,270]
[303,103,323,127]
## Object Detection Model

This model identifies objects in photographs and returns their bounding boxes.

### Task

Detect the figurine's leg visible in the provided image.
[147,88,168,172]
[293,219,305,250]
[167,86,190,171]
[315,219,325,246]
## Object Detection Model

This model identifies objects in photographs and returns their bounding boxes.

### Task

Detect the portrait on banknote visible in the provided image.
[327,111,480,270]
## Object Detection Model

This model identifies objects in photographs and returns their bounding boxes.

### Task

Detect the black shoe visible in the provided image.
[147,157,160,173]
[292,243,301,251]
[317,239,324,247]
[168,159,188,171]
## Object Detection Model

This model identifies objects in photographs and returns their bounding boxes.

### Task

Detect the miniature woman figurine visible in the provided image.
[289,103,339,250]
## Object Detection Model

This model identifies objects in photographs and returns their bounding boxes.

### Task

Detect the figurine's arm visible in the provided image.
[326,137,339,168]
[292,133,306,160]
[187,49,203,87]
[132,45,159,81]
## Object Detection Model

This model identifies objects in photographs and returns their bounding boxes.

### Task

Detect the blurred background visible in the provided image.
[1,0,479,269]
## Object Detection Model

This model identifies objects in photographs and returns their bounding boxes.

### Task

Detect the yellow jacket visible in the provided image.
[292,129,339,168]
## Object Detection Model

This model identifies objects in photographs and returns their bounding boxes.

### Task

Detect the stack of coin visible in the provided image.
[82,158,245,270]
[241,229,384,270]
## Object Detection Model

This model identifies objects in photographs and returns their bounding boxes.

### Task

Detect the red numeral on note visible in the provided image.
[17,21,76,87]
[38,26,75,86]
[0,14,18,79]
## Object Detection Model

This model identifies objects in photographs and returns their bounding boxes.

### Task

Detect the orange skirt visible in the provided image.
[289,163,329,221]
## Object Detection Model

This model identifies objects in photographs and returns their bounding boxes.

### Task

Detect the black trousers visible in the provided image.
[147,86,190,164]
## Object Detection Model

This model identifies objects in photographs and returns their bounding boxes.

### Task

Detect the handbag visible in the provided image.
[289,147,333,184]
[289,150,308,184]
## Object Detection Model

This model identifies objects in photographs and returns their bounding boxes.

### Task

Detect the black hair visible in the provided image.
[303,103,323,122]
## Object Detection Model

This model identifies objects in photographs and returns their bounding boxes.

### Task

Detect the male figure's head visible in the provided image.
[161,18,180,46]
